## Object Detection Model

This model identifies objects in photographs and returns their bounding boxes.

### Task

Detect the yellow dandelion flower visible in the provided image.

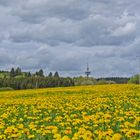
[62,135,70,140]
[112,133,122,140]
[28,134,35,139]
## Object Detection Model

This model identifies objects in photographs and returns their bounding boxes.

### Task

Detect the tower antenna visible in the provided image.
[85,63,91,77]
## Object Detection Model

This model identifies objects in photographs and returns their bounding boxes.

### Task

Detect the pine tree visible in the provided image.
[26,72,31,77]
[36,69,44,77]
[15,67,22,76]
[48,72,53,77]
[54,72,59,78]
[10,68,15,77]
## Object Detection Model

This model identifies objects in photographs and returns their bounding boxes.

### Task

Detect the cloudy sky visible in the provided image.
[0,0,140,77]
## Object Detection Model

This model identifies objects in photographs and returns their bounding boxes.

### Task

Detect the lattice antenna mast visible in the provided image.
[85,63,91,77]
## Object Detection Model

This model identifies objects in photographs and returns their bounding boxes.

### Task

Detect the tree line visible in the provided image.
[0,67,138,90]
[0,68,74,90]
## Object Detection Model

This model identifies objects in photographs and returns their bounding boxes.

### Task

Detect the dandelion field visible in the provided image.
[0,85,140,140]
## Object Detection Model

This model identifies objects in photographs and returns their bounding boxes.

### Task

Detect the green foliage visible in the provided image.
[0,76,74,90]
[0,87,14,91]
[25,72,31,77]
[54,71,59,78]
[96,79,116,85]
[35,69,44,77]
[15,67,22,75]
[96,79,108,85]
[74,76,129,86]
[0,68,135,90]
[128,74,140,84]
[0,68,74,90]
[0,71,9,78]
[73,76,97,86]
[96,77,129,84]
[48,72,53,77]
[10,68,15,77]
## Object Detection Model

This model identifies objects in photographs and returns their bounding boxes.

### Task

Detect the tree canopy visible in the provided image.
[0,68,74,90]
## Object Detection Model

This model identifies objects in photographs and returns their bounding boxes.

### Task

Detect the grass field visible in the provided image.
[0,85,140,140]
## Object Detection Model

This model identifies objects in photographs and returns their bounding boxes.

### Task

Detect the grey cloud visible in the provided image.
[10,18,80,45]
[9,8,139,46]
[0,48,14,68]
[0,0,140,77]
[10,0,90,23]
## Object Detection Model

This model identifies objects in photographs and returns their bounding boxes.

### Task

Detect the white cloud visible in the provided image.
[112,22,136,37]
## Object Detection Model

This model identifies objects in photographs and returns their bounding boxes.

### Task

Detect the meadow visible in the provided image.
[0,84,140,140]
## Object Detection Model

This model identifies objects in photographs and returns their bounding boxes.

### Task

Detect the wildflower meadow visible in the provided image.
[0,85,140,140]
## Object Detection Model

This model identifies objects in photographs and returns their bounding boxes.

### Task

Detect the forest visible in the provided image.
[0,68,74,90]
[0,67,138,90]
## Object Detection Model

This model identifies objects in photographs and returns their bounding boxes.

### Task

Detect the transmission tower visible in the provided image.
[85,63,91,78]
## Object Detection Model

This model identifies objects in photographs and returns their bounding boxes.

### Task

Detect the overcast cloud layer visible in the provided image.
[0,0,140,77]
